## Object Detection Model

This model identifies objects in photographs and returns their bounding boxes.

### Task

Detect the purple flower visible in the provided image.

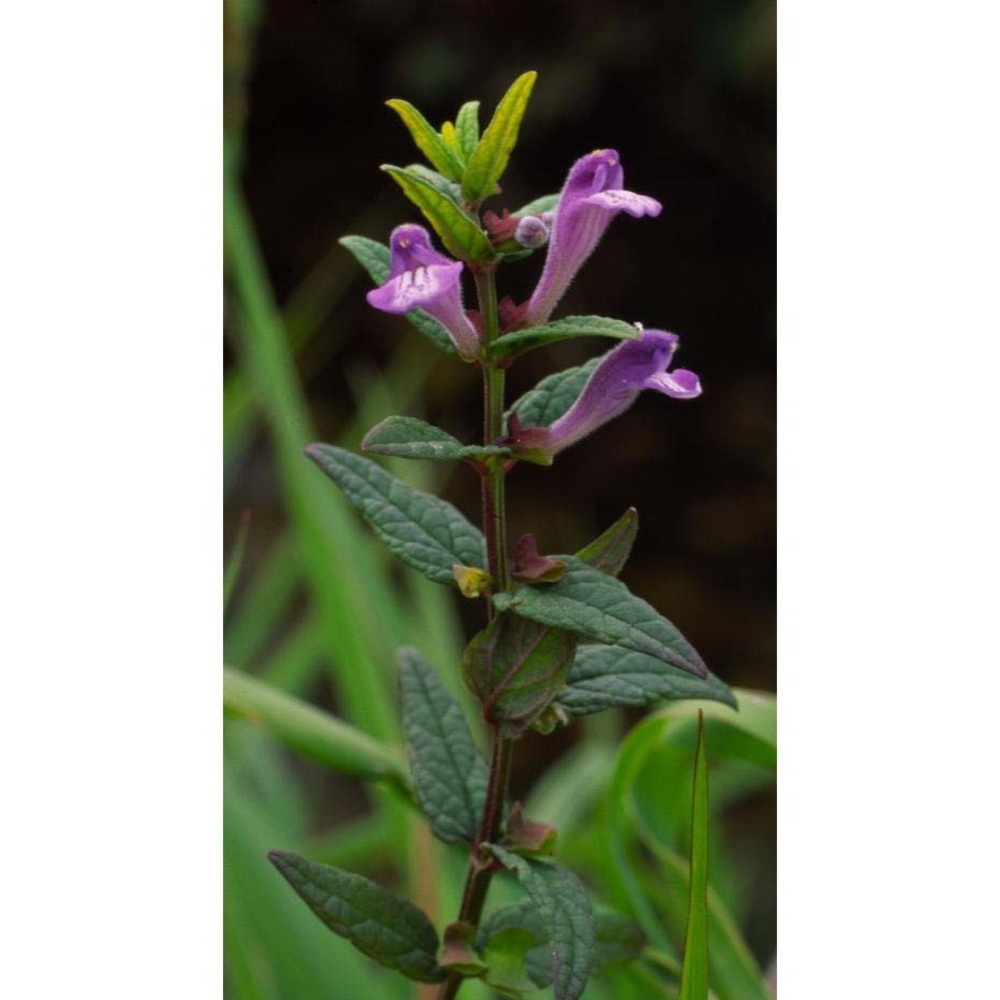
[506,329,701,464]
[521,150,662,327]
[366,224,481,359]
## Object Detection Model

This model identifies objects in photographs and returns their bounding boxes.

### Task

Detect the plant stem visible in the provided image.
[435,267,514,1000]
[476,268,508,604]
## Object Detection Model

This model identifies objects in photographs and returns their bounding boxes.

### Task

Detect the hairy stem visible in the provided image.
[436,267,513,1000]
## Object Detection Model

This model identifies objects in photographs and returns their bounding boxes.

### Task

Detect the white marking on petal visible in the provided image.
[584,190,662,218]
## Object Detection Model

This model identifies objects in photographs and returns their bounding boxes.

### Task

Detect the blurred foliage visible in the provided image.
[224,0,774,995]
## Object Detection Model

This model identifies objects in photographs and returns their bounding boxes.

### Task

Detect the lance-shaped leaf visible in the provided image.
[493,556,708,677]
[339,235,457,356]
[678,713,710,1000]
[556,646,737,717]
[490,315,641,360]
[574,507,638,577]
[477,901,644,989]
[463,613,579,737]
[454,100,480,159]
[362,415,511,464]
[462,71,537,204]
[506,355,602,430]
[386,98,464,180]
[267,851,445,983]
[399,647,488,843]
[382,164,495,263]
[486,846,594,1000]
[440,121,464,162]
[401,162,463,201]
[305,444,485,585]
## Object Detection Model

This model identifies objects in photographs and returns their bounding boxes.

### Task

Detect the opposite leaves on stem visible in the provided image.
[493,555,708,678]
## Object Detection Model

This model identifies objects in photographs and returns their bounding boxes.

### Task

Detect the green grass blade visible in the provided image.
[224,508,252,614]
[257,612,325,695]
[224,174,400,742]
[224,667,412,799]
[223,531,299,669]
[678,713,709,1000]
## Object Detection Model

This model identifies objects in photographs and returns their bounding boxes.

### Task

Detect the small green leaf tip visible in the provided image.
[461,71,537,205]
[385,98,464,180]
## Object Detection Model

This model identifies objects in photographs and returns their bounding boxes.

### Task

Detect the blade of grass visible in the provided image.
[224,667,412,799]
[305,811,394,871]
[224,507,252,613]
[678,713,709,1000]
[647,842,772,1000]
[223,531,300,669]
[224,193,398,490]
[224,172,403,762]
[258,612,325,696]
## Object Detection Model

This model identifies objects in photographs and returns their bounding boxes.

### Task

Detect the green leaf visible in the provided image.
[458,509,643,736]
[223,509,252,614]
[462,613,579,737]
[506,355,602,429]
[339,234,391,283]
[652,692,777,772]
[454,100,481,159]
[678,714,710,1000]
[556,646,737,718]
[512,192,559,217]
[399,647,488,843]
[657,845,772,1000]
[401,162,463,201]
[491,316,641,360]
[338,236,458,357]
[606,706,774,1000]
[492,556,707,677]
[362,415,511,464]
[440,122,465,164]
[223,668,412,797]
[486,846,594,1000]
[267,852,445,983]
[386,99,464,180]
[574,507,639,577]
[305,444,486,585]
[497,247,537,264]
[477,902,644,988]
[480,926,538,996]
[462,71,537,204]
[382,164,495,263]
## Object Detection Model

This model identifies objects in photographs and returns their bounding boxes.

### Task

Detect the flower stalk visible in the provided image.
[436,266,513,1000]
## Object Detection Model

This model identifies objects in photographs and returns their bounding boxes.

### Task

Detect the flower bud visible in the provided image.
[514,215,549,249]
